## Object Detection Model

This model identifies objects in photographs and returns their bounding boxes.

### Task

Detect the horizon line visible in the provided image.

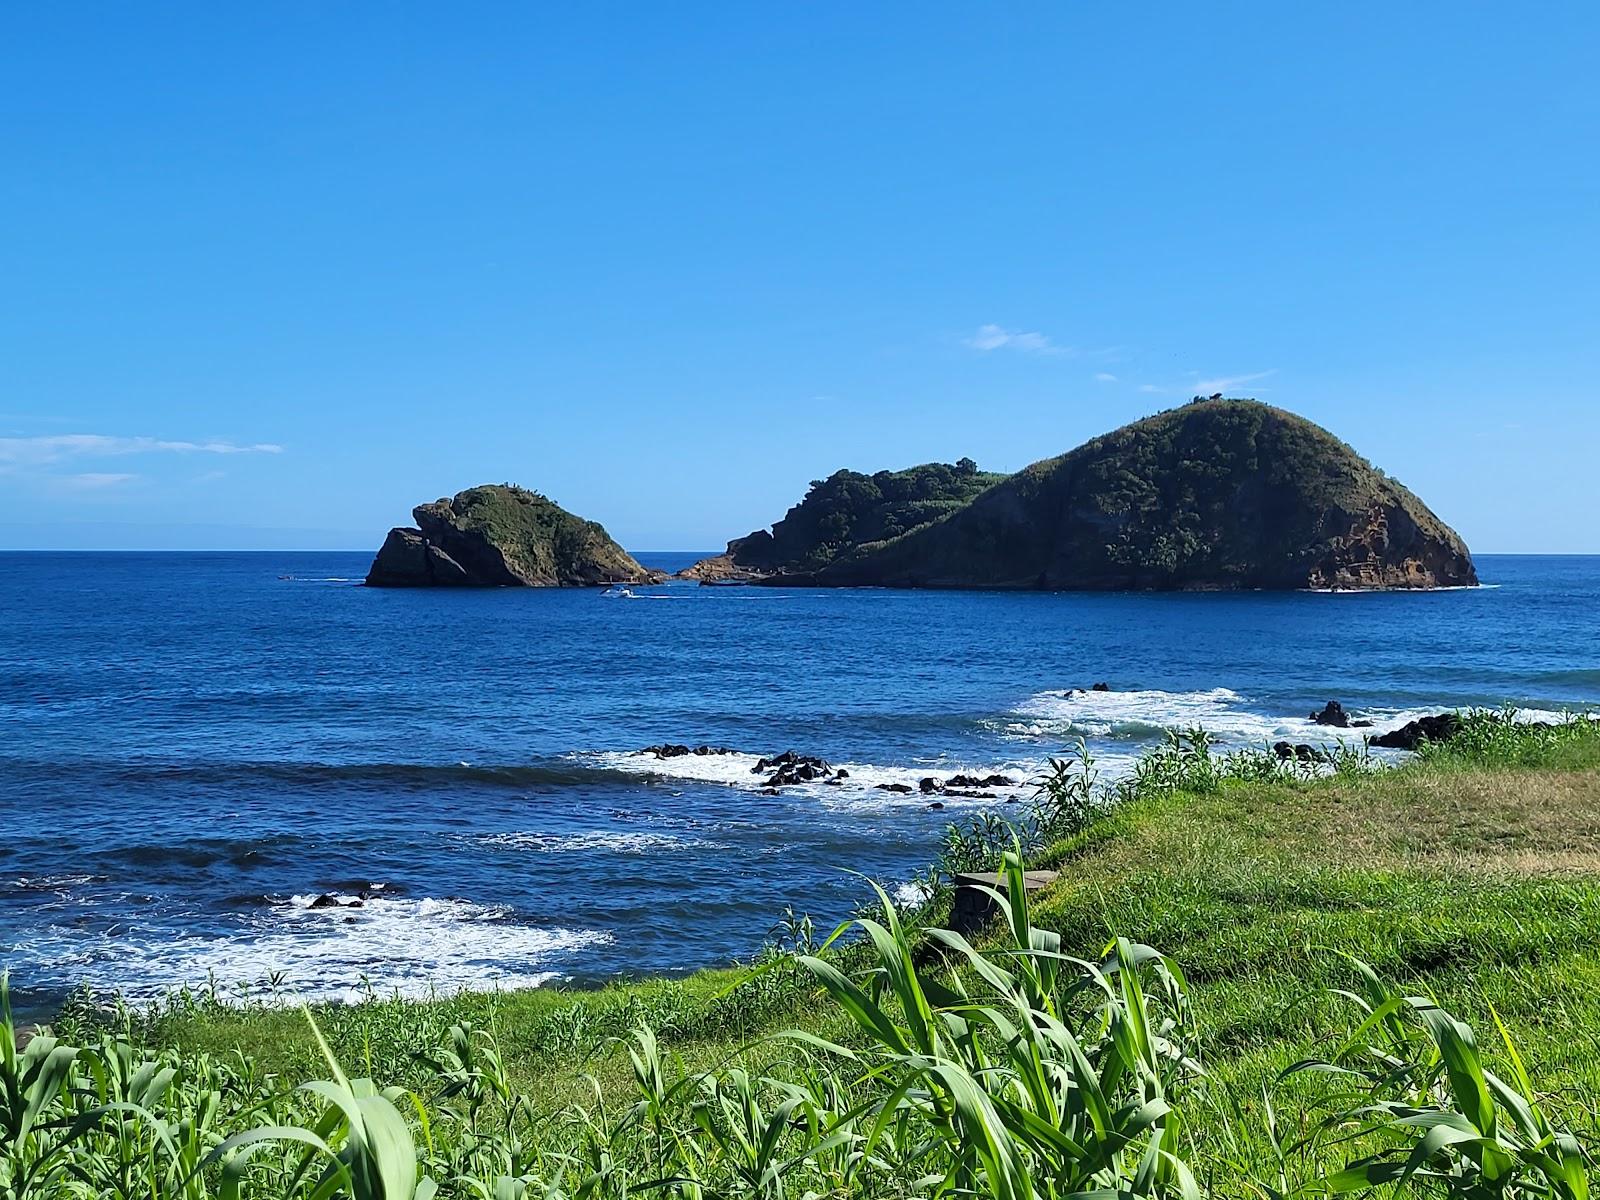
[0,547,1592,558]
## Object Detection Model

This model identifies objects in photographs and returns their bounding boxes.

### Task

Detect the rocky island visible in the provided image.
[677,458,1007,582]
[690,398,1476,591]
[366,484,660,587]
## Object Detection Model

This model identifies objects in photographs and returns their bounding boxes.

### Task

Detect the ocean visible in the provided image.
[3,551,1597,1016]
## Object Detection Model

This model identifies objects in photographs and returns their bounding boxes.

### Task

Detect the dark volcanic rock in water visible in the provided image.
[643,744,734,759]
[759,399,1477,591]
[750,750,837,787]
[1311,701,1351,727]
[365,484,660,588]
[1311,701,1375,729]
[947,773,1018,788]
[1369,713,1463,750]
[1273,741,1328,763]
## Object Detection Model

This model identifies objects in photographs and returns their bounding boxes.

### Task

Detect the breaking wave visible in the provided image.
[7,893,610,1006]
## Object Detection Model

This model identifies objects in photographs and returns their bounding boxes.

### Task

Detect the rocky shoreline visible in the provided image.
[631,697,1495,809]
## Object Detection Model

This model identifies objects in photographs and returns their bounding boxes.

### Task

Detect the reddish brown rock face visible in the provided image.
[674,553,771,585]
[1307,503,1478,590]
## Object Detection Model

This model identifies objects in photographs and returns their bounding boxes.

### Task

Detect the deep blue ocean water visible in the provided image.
[3,552,1597,1016]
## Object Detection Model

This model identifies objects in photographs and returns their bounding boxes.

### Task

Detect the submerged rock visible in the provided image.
[308,893,362,910]
[946,773,1018,789]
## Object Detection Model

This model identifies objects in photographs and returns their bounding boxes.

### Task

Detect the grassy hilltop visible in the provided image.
[12,713,1600,1196]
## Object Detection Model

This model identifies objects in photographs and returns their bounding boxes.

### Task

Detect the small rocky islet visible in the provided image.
[366,484,660,588]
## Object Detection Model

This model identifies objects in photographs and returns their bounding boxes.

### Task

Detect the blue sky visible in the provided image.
[2,4,1596,552]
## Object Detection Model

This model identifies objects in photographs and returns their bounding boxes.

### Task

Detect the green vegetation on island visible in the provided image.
[366,484,658,587]
[719,458,1007,575]
[705,398,1477,590]
[13,712,1599,1198]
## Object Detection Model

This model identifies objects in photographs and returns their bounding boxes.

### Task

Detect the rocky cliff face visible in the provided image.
[672,553,770,584]
[772,400,1478,591]
[365,484,659,588]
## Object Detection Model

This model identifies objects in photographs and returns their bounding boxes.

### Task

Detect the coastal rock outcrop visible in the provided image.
[753,750,836,787]
[1311,701,1351,727]
[1369,713,1463,750]
[1310,701,1372,728]
[673,554,770,585]
[725,399,1477,592]
[366,484,660,588]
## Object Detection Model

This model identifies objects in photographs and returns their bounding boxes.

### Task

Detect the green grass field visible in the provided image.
[8,712,1598,1197]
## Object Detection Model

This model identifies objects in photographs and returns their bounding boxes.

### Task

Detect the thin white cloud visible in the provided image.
[964,324,1066,355]
[59,472,137,489]
[1190,369,1276,394]
[1133,369,1276,398]
[1094,372,1118,383]
[0,434,283,466]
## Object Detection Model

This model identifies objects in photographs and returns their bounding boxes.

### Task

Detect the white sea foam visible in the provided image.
[13,894,609,1006]
[1000,686,1466,752]
[587,690,1553,818]
[471,830,719,854]
[1301,584,1500,593]
[893,880,932,908]
[9,873,105,891]
[593,748,773,788]
[1003,687,1306,743]
[591,749,1038,810]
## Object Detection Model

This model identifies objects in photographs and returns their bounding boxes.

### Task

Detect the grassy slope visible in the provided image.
[1029,728,1600,1174]
[425,484,648,583]
[131,723,1600,1184]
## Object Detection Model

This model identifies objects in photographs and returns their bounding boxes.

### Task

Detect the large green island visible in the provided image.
[692,398,1477,590]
